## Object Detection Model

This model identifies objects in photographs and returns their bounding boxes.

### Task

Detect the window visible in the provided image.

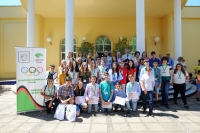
[61,38,76,60]
[130,36,137,55]
[95,35,111,56]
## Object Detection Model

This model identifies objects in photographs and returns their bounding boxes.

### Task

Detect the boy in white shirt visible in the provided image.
[141,67,155,117]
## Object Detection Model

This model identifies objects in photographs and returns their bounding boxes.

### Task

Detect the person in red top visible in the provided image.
[119,60,128,90]
[127,60,136,82]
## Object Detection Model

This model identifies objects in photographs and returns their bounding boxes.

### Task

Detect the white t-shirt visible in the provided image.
[160,65,171,77]
[173,71,188,84]
[98,66,108,79]
[140,73,155,91]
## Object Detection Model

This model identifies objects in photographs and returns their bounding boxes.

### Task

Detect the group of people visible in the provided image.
[40,48,200,119]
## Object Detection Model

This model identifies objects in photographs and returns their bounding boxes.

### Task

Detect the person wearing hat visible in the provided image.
[58,77,75,105]
[139,59,155,81]
[40,75,58,114]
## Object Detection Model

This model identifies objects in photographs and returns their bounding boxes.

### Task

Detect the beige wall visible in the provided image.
[0,19,27,79]
[182,19,200,73]
[43,17,163,72]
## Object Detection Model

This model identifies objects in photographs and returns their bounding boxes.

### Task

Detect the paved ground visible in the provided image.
[0,85,200,133]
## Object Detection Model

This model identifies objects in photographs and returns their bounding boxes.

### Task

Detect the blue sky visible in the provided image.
[0,0,200,6]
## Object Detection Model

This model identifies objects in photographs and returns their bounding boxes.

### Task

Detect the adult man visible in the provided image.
[102,50,112,65]
[167,53,174,68]
[99,72,114,113]
[149,51,161,67]
[46,64,57,84]
[122,48,133,61]
[116,51,121,65]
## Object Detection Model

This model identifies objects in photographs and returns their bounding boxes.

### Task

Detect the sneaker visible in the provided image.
[160,103,165,106]
[184,104,189,109]
[114,107,118,112]
[143,110,146,114]
[174,101,178,104]
[196,98,200,101]
[165,104,170,109]
[121,108,124,112]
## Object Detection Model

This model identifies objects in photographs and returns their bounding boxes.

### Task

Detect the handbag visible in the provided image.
[54,104,66,121]
[66,104,76,122]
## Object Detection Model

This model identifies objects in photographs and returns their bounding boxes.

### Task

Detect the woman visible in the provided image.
[79,62,91,88]
[108,62,123,86]
[66,52,74,64]
[58,60,67,75]
[58,67,70,86]
[127,60,136,81]
[172,63,189,109]
[76,57,82,69]
[78,52,86,62]
[40,76,58,114]
[141,51,149,60]
[132,51,140,67]
[86,57,92,69]
[69,61,79,86]
[112,56,117,63]
[74,81,87,116]
[89,60,100,81]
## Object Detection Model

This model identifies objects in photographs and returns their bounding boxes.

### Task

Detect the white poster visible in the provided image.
[113,96,126,106]
[16,47,46,113]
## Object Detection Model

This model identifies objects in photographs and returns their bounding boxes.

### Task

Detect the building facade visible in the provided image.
[0,0,200,79]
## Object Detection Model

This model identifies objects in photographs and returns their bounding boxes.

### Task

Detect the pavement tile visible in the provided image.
[145,123,166,131]
[0,122,6,128]
[111,116,126,123]
[0,122,22,132]
[113,123,130,132]
[174,116,192,123]
[0,116,18,123]
[129,123,148,131]
[53,123,74,132]
[26,117,43,123]
[126,117,141,123]
[92,117,106,123]
[90,124,107,132]
[10,115,30,123]
[186,116,200,122]
[36,123,58,132]
[160,123,183,131]
[183,123,200,132]
[72,124,90,133]
[15,122,38,132]
[140,116,157,123]
[155,116,172,122]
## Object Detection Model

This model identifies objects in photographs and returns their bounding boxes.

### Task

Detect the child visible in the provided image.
[74,81,87,116]
[108,62,123,86]
[112,82,126,112]
[196,70,200,101]
[99,72,114,113]
[85,76,100,113]
[153,60,161,107]
[125,74,141,114]
[141,67,155,117]
[46,64,57,84]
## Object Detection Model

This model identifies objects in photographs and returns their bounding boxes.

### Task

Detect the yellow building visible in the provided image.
[0,0,200,79]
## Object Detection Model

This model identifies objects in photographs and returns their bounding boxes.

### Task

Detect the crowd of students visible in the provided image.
[40,49,200,118]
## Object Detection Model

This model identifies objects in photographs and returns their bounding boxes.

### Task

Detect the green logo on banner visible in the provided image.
[35,53,43,58]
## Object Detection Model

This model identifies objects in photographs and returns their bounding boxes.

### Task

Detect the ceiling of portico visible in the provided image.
[20,0,187,18]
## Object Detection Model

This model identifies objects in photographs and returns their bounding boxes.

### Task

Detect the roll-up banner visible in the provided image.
[16,47,46,113]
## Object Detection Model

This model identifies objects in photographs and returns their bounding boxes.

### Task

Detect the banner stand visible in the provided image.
[16,47,46,113]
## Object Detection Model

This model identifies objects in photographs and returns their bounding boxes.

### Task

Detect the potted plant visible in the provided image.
[77,41,95,57]
[112,37,131,56]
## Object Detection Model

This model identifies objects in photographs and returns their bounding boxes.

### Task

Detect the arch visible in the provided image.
[95,35,112,57]
[60,37,77,60]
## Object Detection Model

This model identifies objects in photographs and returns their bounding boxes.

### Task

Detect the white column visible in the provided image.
[174,0,182,60]
[65,0,74,57]
[27,0,35,47]
[136,0,145,54]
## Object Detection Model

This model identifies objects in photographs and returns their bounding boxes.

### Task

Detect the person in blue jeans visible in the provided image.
[153,60,162,107]
[160,56,173,109]
[141,67,155,117]
[99,72,114,113]
[112,82,126,112]
[125,74,141,114]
